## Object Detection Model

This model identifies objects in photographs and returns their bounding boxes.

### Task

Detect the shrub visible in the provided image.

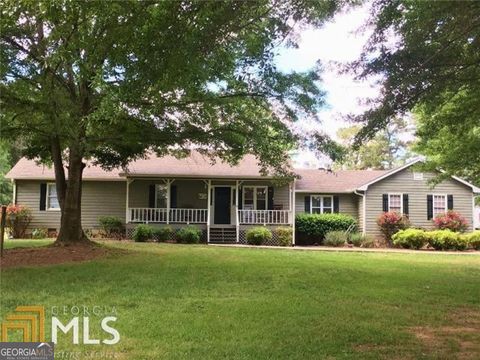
[433,211,468,232]
[426,230,467,251]
[276,227,293,247]
[177,226,202,244]
[246,227,272,245]
[376,212,410,246]
[324,231,348,247]
[132,224,155,242]
[295,213,356,245]
[392,229,428,250]
[461,231,480,250]
[5,204,32,238]
[31,228,48,239]
[154,226,173,242]
[360,235,376,248]
[98,216,124,239]
[348,232,364,247]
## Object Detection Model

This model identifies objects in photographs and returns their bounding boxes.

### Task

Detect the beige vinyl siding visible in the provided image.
[129,179,208,209]
[81,182,126,227]
[17,181,61,229]
[129,179,288,209]
[16,180,126,230]
[365,169,474,238]
[358,196,364,232]
[295,193,359,220]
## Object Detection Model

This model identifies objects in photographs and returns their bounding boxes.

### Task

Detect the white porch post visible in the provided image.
[125,179,133,224]
[235,180,240,243]
[291,179,296,246]
[12,179,17,205]
[207,180,212,243]
[165,179,173,224]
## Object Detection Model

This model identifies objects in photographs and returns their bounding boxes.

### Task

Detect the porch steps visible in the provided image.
[209,227,237,243]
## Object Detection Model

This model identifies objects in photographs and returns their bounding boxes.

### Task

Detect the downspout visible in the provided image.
[354,189,366,236]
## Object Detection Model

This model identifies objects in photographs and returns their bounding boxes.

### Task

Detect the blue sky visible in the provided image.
[274,4,381,167]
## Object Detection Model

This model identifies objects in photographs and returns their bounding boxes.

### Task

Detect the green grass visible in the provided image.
[3,238,54,249]
[1,242,479,359]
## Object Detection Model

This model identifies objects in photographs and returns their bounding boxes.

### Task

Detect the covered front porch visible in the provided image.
[125,178,295,243]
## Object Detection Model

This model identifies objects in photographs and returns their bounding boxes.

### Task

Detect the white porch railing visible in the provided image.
[128,208,208,224]
[238,210,291,225]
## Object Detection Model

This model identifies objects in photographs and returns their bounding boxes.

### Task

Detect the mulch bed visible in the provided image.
[0,243,119,269]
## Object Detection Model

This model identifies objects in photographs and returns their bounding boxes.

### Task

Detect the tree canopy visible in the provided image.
[349,0,480,183]
[0,0,337,243]
[334,118,412,170]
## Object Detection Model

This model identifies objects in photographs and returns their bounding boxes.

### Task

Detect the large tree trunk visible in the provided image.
[55,148,90,245]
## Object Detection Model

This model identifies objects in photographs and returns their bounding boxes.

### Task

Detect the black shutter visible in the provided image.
[39,183,47,211]
[427,195,433,220]
[304,196,311,213]
[148,185,156,208]
[447,195,454,210]
[238,187,242,209]
[403,194,409,216]
[382,194,389,212]
[333,196,339,213]
[267,187,274,210]
[170,185,177,208]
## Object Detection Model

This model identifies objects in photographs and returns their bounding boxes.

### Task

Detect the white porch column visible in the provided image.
[235,180,240,243]
[291,179,296,246]
[165,179,173,224]
[125,179,133,224]
[12,179,17,205]
[207,180,212,243]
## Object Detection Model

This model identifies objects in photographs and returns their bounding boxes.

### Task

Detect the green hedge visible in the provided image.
[463,231,480,250]
[393,229,478,251]
[276,227,293,247]
[392,229,429,250]
[98,216,124,238]
[246,227,272,245]
[154,226,173,242]
[324,231,348,247]
[177,226,202,244]
[427,230,468,251]
[132,224,154,242]
[295,213,356,245]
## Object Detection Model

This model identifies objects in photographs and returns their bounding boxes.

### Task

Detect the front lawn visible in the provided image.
[2,238,54,249]
[1,242,479,359]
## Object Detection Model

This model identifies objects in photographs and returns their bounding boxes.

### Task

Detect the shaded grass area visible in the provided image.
[1,242,479,359]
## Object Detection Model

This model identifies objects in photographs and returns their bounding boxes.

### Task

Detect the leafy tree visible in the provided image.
[335,118,413,170]
[0,140,13,205]
[0,1,337,244]
[414,92,480,185]
[348,0,480,180]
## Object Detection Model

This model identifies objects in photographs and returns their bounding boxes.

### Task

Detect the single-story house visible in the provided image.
[6,153,480,244]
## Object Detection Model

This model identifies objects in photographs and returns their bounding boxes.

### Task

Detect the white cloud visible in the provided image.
[276,3,379,140]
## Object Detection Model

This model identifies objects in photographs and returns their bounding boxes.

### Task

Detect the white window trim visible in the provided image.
[431,193,448,217]
[155,183,168,208]
[388,193,403,213]
[310,195,333,214]
[47,183,60,211]
[242,186,268,210]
